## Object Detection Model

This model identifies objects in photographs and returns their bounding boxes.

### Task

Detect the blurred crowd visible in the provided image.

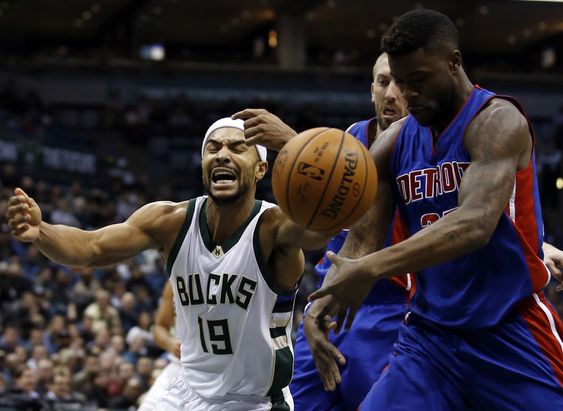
[0,82,561,410]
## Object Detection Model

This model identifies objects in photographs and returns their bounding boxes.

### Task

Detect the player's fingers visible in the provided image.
[5,203,30,219]
[14,187,29,198]
[8,215,31,230]
[243,127,261,140]
[320,337,346,365]
[311,351,336,390]
[325,251,340,266]
[7,195,27,207]
[11,224,30,237]
[308,285,332,302]
[231,108,264,120]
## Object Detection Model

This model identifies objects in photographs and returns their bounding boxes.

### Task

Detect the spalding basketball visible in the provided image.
[272,127,377,232]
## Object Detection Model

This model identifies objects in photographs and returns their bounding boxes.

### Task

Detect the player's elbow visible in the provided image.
[463,215,496,251]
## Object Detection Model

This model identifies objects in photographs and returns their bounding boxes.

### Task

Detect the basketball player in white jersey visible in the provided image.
[138,281,181,410]
[5,117,339,410]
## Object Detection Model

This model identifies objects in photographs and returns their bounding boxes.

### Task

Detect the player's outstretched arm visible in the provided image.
[154,281,181,358]
[232,108,297,151]
[6,188,178,268]
[543,241,563,291]
[310,100,532,317]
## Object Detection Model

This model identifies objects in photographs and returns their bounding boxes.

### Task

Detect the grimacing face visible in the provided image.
[201,128,267,204]
[388,48,457,127]
[371,53,408,131]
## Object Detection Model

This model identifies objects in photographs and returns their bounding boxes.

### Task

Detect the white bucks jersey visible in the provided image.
[167,196,297,405]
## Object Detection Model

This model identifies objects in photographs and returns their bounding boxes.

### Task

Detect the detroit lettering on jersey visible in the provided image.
[396,161,470,205]
[175,272,257,310]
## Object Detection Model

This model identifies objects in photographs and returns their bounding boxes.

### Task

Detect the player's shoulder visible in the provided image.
[471,97,527,132]
[131,200,192,232]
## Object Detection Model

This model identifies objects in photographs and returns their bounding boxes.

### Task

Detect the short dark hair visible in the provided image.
[381,9,459,56]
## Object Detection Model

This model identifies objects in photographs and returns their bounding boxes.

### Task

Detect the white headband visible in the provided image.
[202,117,267,161]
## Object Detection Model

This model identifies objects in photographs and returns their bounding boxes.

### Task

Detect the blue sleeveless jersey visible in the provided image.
[391,86,549,328]
[315,118,411,303]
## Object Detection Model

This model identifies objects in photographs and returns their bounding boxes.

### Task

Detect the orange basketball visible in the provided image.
[272,127,377,232]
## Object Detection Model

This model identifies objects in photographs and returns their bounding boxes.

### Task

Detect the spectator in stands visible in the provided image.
[45,370,86,409]
[84,289,121,333]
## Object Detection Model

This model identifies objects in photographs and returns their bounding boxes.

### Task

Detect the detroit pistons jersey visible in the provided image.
[166,196,296,401]
[315,118,413,302]
[391,86,549,328]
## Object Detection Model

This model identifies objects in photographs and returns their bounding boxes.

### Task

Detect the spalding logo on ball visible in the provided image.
[272,127,377,232]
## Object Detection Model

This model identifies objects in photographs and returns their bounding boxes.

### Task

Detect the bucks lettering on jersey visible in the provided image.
[166,196,297,402]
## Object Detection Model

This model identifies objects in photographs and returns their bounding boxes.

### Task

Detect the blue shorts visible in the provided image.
[360,293,563,410]
[290,299,408,411]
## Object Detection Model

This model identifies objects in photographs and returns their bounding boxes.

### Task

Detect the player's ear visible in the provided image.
[370,82,376,103]
[255,161,268,182]
[449,50,462,75]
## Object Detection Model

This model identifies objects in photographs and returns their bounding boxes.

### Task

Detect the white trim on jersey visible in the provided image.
[509,181,516,221]
[533,293,563,353]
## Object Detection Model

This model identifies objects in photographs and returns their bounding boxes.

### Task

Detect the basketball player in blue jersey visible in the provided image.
[310,9,563,410]
[5,117,341,410]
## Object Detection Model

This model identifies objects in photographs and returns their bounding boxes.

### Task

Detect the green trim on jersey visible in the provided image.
[166,199,196,277]
[253,215,296,297]
[270,390,291,411]
[269,327,287,338]
[267,347,293,400]
[199,198,262,254]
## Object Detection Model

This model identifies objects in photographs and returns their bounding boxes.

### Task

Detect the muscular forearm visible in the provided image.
[35,222,101,267]
[153,325,177,352]
[359,208,487,280]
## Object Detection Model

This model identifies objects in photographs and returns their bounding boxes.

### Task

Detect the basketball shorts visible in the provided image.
[360,292,563,410]
[138,356,181,411]
[154,375,294,411]
[290,297,408,410]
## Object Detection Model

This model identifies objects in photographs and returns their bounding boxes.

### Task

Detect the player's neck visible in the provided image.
[430,74,474,138]
[205,195,256,245]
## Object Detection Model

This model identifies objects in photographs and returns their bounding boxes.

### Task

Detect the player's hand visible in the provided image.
[232,108,297,152]
[303,301,346,392]
[308,252,374,332]
[171,338,181,359]
[543,242,563,291]
[6,188,42,243]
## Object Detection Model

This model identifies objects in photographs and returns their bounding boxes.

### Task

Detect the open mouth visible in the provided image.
[382,107,397,116]
[211,167,237,185]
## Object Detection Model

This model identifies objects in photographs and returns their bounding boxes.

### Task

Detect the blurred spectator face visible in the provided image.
[94,327,110,349]
[118,362,134,380]
[96,290,111,309]
[82,314,94,330]
[16,368,37,392]
[136,357,153,378]
[38,359,54,383]
[31,345,48,362]
[83,355,100,375]
[49,315,66,333]
[1,325,19,350]
[13,346,28,364]
[121,292,136,311]
[30,329,45,346]
[129,336,145,353]
[138,311,152,330]
[51,373,72,398]
[110,335,125,353]
[5,353,20,373]
[94,370,110,390]
[124,378,143,401]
